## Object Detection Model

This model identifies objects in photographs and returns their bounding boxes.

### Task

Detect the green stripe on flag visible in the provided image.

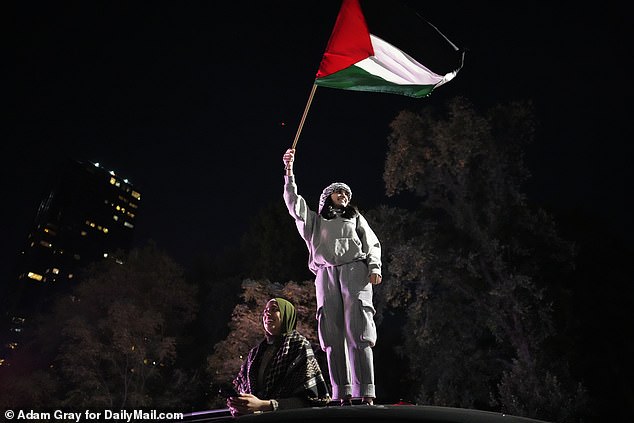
[315,65,437,98]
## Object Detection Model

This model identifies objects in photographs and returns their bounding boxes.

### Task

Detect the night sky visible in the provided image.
[5,2,632,278]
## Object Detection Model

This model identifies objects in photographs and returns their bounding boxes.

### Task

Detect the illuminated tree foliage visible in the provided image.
[205,279,320,408]
[372,96,587,421]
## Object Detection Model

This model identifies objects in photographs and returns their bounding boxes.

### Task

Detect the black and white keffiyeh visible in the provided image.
[233,329,330,406]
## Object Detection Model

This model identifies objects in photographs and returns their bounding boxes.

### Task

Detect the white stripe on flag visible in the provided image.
[356,35,445,86]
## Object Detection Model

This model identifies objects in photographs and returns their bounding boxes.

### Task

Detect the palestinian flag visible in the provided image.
[315,0,461,98]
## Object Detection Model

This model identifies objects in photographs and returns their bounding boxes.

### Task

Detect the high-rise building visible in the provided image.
[1,159,141,366]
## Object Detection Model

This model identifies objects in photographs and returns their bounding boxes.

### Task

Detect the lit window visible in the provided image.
[39,240,52,248]
[109,177,117,185]
[81,231,87,236]
[103,227,109,234]
[52,268,60,275]
[131,190,141,200]
[124,221,134,228]
[27,272,43,281]
[113,215,119,221]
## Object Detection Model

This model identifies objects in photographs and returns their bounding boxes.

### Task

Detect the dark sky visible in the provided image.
[5,1,632,276]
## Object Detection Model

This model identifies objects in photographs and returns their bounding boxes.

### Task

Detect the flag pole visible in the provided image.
[291,84,318,150]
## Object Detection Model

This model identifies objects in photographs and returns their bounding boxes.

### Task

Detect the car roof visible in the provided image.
[178,404,552,423]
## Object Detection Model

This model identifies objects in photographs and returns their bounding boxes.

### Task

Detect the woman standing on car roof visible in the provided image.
[282,148,382,406]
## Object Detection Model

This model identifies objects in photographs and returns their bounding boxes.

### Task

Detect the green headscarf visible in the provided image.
[274,297,297,335]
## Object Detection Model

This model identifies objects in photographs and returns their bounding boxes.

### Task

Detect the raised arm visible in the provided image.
[283,148,295,176]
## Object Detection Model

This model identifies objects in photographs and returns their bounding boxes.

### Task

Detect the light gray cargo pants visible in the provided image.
[315,260,377,400]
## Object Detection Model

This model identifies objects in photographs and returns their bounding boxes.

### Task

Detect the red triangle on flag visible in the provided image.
[316,0,373,78]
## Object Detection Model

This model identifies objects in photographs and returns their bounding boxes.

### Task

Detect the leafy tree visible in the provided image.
[3,243,199,410]
[183,253,244,409]
[374,96,587,421]
[0,360,59,409]
[206,279,320,408]
[239,201,314,282]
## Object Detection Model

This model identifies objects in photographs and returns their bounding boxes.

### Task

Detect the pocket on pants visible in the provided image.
[316,306,330,349]
[358,292,377,347]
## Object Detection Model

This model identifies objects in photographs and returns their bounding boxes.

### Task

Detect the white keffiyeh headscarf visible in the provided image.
[318,182,352,213]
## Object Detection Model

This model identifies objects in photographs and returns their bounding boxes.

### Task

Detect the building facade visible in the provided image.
[1,159,141,365]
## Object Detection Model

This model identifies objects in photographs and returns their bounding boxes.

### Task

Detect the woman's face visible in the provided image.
[330,189,349,208]
[262,300,282,336]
